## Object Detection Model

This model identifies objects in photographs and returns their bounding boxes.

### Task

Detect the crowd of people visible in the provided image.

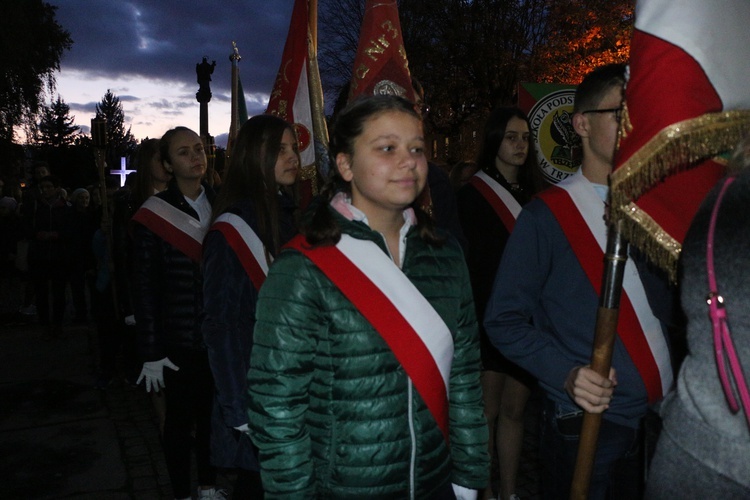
[1,62,748,500]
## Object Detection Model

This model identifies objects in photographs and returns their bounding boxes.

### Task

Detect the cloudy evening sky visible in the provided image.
[49,0,296,147]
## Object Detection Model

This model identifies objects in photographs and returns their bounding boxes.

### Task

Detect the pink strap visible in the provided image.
[706,176,750,430]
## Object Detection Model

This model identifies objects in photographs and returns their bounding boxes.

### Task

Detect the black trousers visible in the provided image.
[162,348,217,498]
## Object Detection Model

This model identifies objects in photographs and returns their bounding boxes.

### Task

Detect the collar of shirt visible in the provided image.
[330,191,416,268]
[184,186,211,229]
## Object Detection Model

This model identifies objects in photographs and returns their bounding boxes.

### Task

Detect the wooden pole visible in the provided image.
[91,116,120,321]
[570,219,629,499]
[309,0,318,51]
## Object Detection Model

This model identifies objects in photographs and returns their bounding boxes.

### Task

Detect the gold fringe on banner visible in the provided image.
[612,202,682,282]
[610,110,750,280]
[611,110,750,202]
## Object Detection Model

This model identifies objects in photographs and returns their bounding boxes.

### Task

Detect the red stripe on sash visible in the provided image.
[286,235,450,442]
[211,221,267,291]
[469,176,516,233]
[538,187,663,402]
[132,208,203,263]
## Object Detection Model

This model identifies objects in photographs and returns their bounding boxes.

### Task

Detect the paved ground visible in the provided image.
[0,310,543,499]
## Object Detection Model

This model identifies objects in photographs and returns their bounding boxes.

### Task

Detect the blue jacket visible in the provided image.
[484,191,670,428]
[202,194,296,470]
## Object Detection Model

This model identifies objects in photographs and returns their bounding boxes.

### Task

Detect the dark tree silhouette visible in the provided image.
[36,95,80,147]
[95,89,138,170]
[0,1,72,142]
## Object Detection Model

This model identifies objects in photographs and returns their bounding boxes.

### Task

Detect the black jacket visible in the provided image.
[132,181,215,361]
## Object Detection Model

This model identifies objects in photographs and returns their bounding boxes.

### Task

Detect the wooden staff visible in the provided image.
[570,219,629,499]
[91,116,120,321]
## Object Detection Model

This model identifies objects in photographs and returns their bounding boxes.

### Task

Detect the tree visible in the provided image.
[95,89,138,169]
[0,1,72,142]
[317,0,633,163]
[37,95,80,147]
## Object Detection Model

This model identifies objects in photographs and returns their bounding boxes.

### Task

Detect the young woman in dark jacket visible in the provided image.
[131,126,222,500]
[202,114,299,498]
[456,107,543,500]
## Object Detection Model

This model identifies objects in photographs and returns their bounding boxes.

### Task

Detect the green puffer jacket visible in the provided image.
[247,207,488,499]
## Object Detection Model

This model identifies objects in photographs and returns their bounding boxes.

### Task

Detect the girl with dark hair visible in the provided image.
[456,107,543,500]
[131,127,223,500]
[202,114,300,498]
[111,137,170,401]
[247,95,488,498]
[130,138,172,209]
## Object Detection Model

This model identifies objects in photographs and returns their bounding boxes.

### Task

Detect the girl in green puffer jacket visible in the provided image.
[247,95,489,499]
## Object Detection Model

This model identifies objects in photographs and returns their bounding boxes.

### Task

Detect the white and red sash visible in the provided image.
[468,170,522,233]
[286,233,454,442]
[209,213,270,291]
[537,172,673,403]
[132,196,207,263]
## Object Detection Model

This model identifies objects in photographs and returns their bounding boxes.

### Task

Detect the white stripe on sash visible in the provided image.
[336,234,454,396]
[474,170,523,219]
[214,213,271,275]
[558,172,673,396]
[141,196,207,245]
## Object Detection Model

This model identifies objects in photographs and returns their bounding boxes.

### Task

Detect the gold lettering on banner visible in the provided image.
[381,20,398,39]
[278,101,288,118]
[355,64,370,80]
[365,40,386,61]
[399,45,409,65]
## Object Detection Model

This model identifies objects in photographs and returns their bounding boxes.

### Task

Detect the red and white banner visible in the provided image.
[611,0,750,275]
[266,0,323,208]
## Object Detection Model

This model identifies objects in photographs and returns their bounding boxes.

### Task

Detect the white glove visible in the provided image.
[451,484,477,500]
[137,357,179,392]
[233,423,250,433]
[124,315,136,326]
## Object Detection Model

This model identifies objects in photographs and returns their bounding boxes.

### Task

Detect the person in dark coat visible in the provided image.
[23,175,72,338]
[202,114,300,499]
[457,107,543,500]
[645,137,750,498]
[131,127,223,500]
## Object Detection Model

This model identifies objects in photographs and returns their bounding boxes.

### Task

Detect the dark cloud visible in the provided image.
[50,0,293,98]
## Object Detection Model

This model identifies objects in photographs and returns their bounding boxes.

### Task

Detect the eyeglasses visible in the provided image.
[582,107,623,122]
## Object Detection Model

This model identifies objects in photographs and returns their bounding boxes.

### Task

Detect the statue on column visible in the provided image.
[196,56,216,103]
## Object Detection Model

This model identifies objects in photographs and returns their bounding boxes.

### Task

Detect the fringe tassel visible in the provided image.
[299,164,319,195]
[613,202,682,283]
[611,110,750,204]
[610,110,750,280]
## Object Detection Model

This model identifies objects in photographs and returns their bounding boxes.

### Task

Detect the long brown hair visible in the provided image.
[131,138,161,209]
[211,115,298,256]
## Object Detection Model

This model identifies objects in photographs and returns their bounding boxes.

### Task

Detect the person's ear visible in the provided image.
[336,153,354,182]
[163,161,173,174]
[572,112,589,138]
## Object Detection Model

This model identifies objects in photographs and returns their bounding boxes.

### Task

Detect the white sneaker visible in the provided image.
[509,494,521,500]
[196,487,228,500]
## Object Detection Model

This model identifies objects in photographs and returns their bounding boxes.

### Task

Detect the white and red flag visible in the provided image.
[266,0,327,210]
[610,0,750,279]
